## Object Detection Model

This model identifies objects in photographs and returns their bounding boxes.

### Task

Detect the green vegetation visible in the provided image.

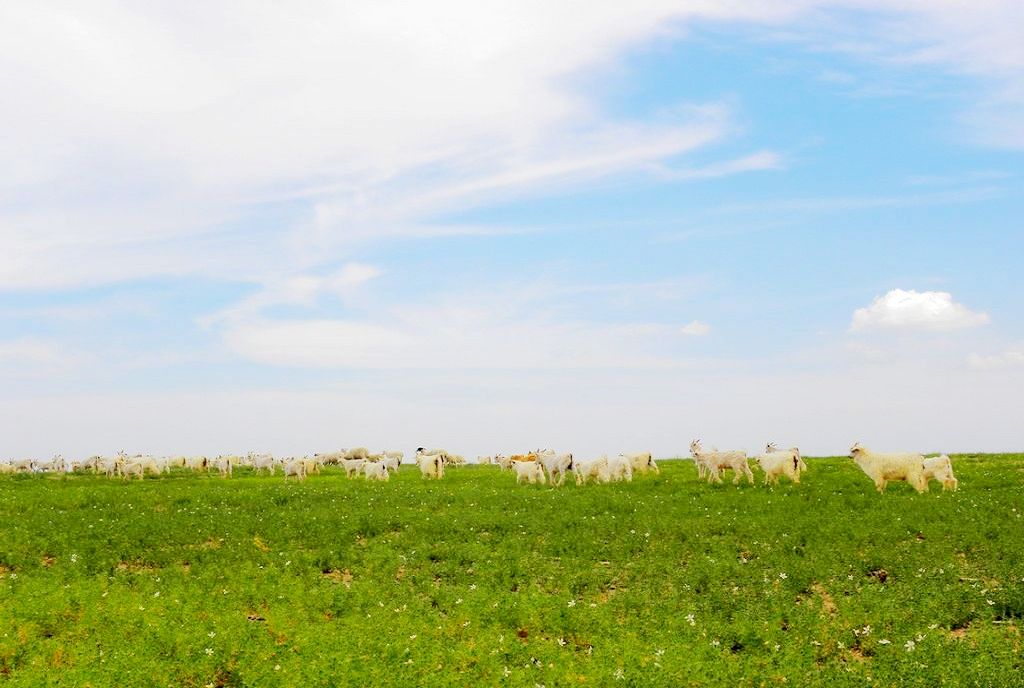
[1,455,1022,686]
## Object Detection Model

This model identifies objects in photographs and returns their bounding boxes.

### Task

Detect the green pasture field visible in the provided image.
[0,455,1021,687]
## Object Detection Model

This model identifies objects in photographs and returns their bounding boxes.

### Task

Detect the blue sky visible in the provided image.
[1,2,1022,458]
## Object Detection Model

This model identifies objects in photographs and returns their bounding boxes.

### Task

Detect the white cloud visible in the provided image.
[202,262,382,325]
[5,1,1022,291]
[968,347,1024,370]
[680,320,711,336]
[0,2,790,291]
[850,288,989,332]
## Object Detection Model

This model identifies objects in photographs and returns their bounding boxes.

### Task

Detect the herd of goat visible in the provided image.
[0,441,959,493]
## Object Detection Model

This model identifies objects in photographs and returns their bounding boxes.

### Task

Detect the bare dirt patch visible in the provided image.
[811,583,838,616]
[322,568,353,587]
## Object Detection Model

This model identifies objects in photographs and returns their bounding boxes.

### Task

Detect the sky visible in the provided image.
[1,1,1022,459]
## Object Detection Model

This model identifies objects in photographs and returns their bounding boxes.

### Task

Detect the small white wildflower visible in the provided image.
[686,613,696,626]
[456,598,463,605]
[614,668,625,680]
[987,599,996,606]
[779,572,788,580]
[204,648,214,655]
[711,639,720,647]
[70,554,78,563]
[409,634,417,640]
[274,665,280,671]
[208,631,215,638]
[654,648,664,657]
[567,599,576,607]
[558,638,567,647]
[904,640,916,652]
[878,639,891,645]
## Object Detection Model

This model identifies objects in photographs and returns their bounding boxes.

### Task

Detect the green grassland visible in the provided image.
[1,455,1022,687]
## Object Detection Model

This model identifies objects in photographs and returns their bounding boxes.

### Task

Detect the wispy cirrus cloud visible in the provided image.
[5,2,1022,292]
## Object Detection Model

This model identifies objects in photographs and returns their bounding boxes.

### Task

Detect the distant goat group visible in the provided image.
[1,441,959,493]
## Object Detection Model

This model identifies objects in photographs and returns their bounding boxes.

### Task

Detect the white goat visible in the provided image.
[381,456,401,474]
[849,443,927,493]
[755,449,802,485]
[573,457,609,485]
[283,459,306,482]
[363,462,390,481]
[416,452,444,480]
[621,451,659,475]
[251,453,276,475]
[214,455,233,478]
[689,440,754,485]
[341,458,366,478]
[765,442,808,472]
[604,454,634,482]
[512,460,546,485]
[922,454,958,491]
[538,451,574,486]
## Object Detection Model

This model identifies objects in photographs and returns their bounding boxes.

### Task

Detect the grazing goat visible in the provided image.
[538,451,574,486]
[849,443,927,493]
[512,460,546,485]
[363,462,390,481]
[416,451,444,480]
[765,443,808,472]
[689,440,754,485]
[341,458,366,478]
[755,449,801,485]
[214,455,233,478]
[573,457,609,485]
[251,453,276,475]
[283,459,306,482]
[604,454,634,482]
[922,454,958,491]
[621,452,659,475]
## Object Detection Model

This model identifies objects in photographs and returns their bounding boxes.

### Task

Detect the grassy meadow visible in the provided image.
[0,455,1022,686]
